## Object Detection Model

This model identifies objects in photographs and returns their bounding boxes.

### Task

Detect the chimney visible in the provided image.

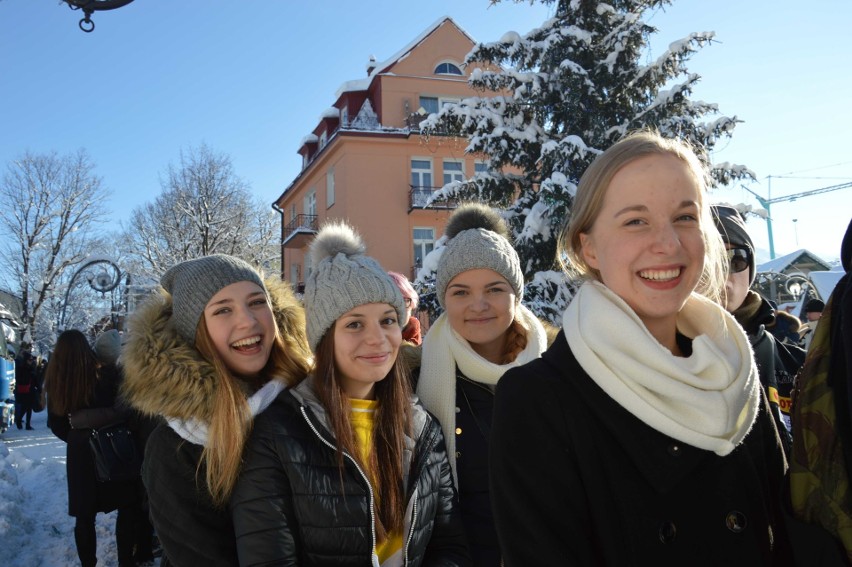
[366,55,377,76]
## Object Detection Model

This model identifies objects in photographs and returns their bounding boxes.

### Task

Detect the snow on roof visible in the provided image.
[333,16,474,99]
[757,249,832,273]
[320,107,339,120]
[299,133,318,146]
[808,270,844,301]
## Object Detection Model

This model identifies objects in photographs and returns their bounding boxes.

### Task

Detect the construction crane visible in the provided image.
[740,179,852,259]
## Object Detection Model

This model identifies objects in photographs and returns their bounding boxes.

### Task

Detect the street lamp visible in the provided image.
[59,258,123,330]
[63,0,135,32]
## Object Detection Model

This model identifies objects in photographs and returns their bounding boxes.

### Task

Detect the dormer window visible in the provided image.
[319,130,327,150]
[341,105,349,127]
[434,62,463,76]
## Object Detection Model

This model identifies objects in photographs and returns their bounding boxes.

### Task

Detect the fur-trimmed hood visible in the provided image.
[121,277,308,424]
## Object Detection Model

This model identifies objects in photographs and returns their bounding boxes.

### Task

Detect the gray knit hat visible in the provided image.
[160,254,266,343]
[93,329,122,365]
[304,221,406,351]
[436,203,524,309]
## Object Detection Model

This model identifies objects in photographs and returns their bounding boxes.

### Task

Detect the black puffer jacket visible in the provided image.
[230,377,471,567]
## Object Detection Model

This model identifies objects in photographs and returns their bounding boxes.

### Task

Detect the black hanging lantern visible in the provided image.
[63,0,135,33]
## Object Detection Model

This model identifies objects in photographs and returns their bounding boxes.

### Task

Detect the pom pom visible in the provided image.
[309,220,366,267]
[445,202,510,240]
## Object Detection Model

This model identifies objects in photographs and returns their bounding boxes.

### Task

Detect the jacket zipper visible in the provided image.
[402,418,439,565]
[300,406,377,561]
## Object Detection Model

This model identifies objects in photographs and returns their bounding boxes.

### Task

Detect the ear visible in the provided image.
[579,232,600,270]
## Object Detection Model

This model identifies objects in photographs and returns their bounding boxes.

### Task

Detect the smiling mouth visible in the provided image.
[231,336,261,351]
[638,268,681,281]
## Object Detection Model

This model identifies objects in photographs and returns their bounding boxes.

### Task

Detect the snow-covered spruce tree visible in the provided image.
[418,0,752,323]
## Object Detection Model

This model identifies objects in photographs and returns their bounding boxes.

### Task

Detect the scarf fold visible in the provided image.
[166,378,286,446]
[564,280,760,456]
[417,303,547,486]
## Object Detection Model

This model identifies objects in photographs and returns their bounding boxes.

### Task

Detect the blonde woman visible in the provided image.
[490,131,791,565]
[121,254,312,567]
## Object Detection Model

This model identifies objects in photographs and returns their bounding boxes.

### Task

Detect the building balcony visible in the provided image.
[409,185,458,212]
[283,214,318,248]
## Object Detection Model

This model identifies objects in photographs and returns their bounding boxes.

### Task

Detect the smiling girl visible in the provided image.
[416,203,549,566]
[230,221,469,566]
[490,131,792,565]
[121,254,312,567]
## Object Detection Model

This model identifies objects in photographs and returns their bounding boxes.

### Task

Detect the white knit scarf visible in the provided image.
[564,280,760,456]
[166,378,286,446]
[417,303,547,487]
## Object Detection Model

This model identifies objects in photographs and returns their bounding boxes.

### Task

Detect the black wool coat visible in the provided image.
[230,380,471,567]
[454,372,501,567]
[47,368,139,518]
[490,331,793,567]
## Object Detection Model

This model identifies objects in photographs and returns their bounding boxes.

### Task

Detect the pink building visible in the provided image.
[274,17,492,290]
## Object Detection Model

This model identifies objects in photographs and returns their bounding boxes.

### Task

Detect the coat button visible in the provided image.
[658,521,677,543]
[667,443,681,457]
[455,451,461,459]
[455,427,462,435]
[455,406,460,413]
[725,511,747,533]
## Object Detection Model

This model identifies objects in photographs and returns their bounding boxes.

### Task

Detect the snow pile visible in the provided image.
[0,411,129,567]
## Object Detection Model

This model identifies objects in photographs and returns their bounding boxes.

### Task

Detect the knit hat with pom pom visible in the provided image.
[436,203,524,309]
[304,220,406,351]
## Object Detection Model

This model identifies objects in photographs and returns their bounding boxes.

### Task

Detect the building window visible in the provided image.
[411,159,433,208]
[341,105,348,127]
[290,204,297,222]
[434,62,463,76]
[443,160,464,185]
[290,263,300,285]
[326,169,335,208]
[304,189,317,217]
[418,96,438,115]
[413,227,435,272]
[304,249,313,281]
[319,130,327,150]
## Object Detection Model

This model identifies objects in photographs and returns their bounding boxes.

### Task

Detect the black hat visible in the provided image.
[711,205,756,285]
[805,298,825,313]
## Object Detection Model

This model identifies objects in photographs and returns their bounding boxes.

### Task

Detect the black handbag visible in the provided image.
[88,423,142,482]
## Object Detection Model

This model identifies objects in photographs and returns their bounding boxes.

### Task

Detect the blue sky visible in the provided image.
[2,0,850,267]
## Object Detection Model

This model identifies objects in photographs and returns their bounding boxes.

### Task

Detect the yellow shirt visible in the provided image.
[350,398,403,564]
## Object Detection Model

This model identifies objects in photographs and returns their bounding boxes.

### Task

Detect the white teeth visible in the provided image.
[639,268,680,281]
[232,336,261,348]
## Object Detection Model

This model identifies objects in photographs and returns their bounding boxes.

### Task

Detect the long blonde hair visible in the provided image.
[193,299,312,507]
[557,129,727,304]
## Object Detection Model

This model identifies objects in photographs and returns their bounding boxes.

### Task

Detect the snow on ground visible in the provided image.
[0,409,151,567]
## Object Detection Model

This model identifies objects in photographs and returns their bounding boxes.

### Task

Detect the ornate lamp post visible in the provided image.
[63,0,135,33]
[59,258,123,330]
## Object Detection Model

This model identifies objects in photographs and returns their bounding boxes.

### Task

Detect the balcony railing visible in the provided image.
[283,214,318,248]
[409,185,458,212]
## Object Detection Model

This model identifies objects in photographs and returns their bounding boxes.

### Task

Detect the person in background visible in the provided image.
[231,221,469,566]
[417,202,549,566]
[90,329,156,567]
[45,329,140,567]
[711,204,792,453]
[768,309,806,347]
[14,347,36,429]
[490,131,792,565]
[388,270,422,345]
[801,298,826,350]
[120,254,312,567]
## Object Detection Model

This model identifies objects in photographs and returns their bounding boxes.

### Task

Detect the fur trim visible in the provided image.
[121,276,307,423]
[308,220,366,268]
[445,202,510,240]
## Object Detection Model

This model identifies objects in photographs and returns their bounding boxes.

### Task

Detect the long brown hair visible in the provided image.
[194,305,313,507]
[313,324,412,542]
[44,330,100,415]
